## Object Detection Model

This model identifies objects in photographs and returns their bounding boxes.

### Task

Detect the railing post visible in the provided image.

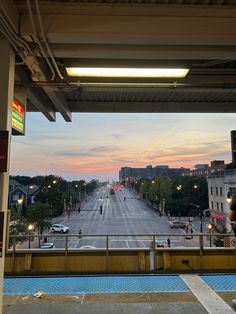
[106,235,109,274]
[150,235,156,272]
[64,235,68,272]
[12,237,16,273]
[199,234,204,272]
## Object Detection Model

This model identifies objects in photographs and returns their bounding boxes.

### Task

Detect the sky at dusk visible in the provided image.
[10,112,235,182]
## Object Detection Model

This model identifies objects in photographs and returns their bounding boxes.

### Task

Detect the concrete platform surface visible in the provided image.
[4,302,209,314]
[3,292,236,314]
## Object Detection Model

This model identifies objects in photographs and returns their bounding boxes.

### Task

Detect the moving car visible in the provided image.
[170,221,188,228]
[40,242,55,249]
[51,223,69,233]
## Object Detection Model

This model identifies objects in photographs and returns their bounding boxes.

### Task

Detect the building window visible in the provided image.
[216,187,218,196]
[220,187,223,196]
[210,187,213,195]
[211,201,214,209]
[221,203,224,211]
[13,195,19,201]
[229,187,236,195]
[216,202,219,210]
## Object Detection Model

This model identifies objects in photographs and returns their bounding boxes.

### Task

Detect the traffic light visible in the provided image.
[100,205,103,215]
[78,207,80,213]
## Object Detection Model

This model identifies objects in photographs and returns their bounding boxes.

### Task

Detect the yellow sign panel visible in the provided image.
[12,99,25,135]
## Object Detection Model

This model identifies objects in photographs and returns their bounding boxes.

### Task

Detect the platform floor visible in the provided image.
[3,274,236,313]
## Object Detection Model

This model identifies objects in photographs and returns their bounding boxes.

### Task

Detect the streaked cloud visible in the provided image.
[10,113,234,181]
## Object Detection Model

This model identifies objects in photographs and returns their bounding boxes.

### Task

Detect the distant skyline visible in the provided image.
[10,112,234,182]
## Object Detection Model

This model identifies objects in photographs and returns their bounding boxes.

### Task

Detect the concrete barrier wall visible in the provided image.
[4,249,236,274]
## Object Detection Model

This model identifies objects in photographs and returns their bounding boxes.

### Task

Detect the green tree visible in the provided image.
[27,202,51,246]
[167,176,208,218]
[149,177,173,213]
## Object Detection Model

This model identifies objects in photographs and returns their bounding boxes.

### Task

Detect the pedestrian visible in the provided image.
[190,228,193,239]
[78,229,82,238]
[167,238,171,247]
[185,224,189,233]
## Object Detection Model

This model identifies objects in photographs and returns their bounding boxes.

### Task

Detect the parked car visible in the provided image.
[79,245,96,249]
[170,221,188,228]
[9,220,19,227]
[151,240,168,248]
[51,224,69,233]
[40,242,55,249]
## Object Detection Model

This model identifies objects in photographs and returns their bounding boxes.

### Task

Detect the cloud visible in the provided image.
[111,133,121,140]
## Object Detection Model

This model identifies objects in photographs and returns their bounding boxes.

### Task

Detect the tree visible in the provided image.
[150,177,173,213]
[167,176,209,218]
[27,202,51,246]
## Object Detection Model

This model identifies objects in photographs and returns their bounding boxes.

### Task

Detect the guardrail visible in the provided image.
[5,232,236,275]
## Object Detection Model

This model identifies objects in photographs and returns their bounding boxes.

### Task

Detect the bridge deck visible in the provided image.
[3,274,236,313]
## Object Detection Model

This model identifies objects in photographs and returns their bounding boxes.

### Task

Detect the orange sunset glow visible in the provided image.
[10,113,233,181]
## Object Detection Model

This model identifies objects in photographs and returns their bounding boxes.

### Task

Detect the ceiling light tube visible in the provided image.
[66,67,189,78]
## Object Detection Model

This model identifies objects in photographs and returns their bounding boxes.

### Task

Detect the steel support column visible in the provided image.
[0,38,15,311]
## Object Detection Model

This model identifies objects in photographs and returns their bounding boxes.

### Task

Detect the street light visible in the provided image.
[28,224,34,249]
[17,196,23,214]
[227,192,232,203]
[84,182,87,200]
[208,223,213,247]
[176,184,182,191]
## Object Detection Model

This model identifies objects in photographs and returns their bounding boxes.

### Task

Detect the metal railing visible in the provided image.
[8,232,235,252]
[7,232,235,274]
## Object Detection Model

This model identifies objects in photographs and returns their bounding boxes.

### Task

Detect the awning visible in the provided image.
[211,213,225,220]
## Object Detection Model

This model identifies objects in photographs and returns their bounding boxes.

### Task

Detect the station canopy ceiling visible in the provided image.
[1,0,236,121]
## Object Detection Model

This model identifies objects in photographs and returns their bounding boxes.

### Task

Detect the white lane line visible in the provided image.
[181,275,235,314]
[110,239,180,243]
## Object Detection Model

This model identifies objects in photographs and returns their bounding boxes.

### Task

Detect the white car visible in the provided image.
[41,242,55,249]
[51,224,69,233]
[79,245,96,249]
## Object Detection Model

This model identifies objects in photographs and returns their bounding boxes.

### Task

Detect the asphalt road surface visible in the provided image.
[45,186,210,250]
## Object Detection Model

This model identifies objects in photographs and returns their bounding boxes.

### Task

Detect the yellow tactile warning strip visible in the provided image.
[181,275,235,314]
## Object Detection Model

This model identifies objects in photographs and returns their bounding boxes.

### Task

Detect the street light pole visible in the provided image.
[208,223,212,247]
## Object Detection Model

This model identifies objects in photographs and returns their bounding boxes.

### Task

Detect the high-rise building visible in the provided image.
[119,165,189,180]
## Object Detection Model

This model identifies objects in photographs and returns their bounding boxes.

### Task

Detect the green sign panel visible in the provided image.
[12,99,25,135]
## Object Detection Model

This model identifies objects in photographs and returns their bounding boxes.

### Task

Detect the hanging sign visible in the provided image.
[12,99,25,135]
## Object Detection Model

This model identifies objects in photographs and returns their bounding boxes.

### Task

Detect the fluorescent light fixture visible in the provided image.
[66,67,189,78]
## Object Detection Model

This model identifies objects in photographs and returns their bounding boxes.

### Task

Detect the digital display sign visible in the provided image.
[12,99,25,135]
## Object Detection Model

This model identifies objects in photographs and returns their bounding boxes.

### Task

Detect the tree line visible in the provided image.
[128,176,209,217]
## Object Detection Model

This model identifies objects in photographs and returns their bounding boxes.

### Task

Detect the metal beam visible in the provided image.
[43,87,72,122]
[20,12,236,46]
[27,88,56,122]
[50,43,236,60]
[68,101,236,113]
[0,0,19,33]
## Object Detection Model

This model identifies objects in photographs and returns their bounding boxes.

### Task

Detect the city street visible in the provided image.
[39,186,211,250]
